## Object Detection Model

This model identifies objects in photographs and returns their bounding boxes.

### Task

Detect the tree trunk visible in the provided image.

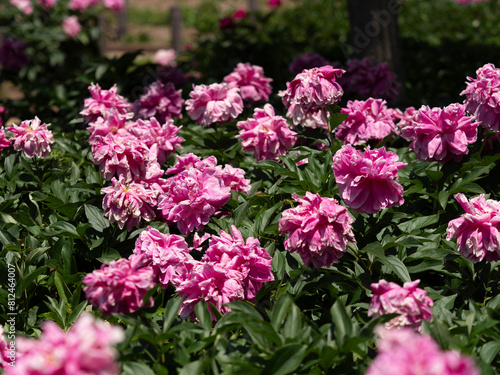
[346,0,404,84]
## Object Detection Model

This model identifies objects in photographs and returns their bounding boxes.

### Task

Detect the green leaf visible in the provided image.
[84,204,110,232]
[67,301,88,326]
[379,255,411,283]
[45,221,80,238]
[263,344,307,375]
[122,362,157,375]
[163,297,183,332]
[271,294,293,331]
[18,266,48,297]
[54,271,72,304]
[398,214,439,233]
[195,301,213,330]
[330,299,352,347]
[480,341,500,364]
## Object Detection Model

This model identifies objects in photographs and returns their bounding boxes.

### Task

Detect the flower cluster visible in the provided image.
[6,117,54,158]
[447,193,500,262]
[8,314,124,375]
[236,104,297,161]
[83,256,156,315]
[401,103,479,163]
[80,83,131,124]
[223,63,273,104]
[186,83,244,126]
[279,192,356,268]
[461,63,500,131]
[335,98,398,145]
[68,0,124,12]
[279,65,345,128]
[366,326,479,375]
[368,279,434,331]
[332,145,407,214]
[133,80,184,123]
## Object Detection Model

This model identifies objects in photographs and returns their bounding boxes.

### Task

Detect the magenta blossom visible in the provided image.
[401,103,479,163]
[223,63,273,103]
[237,104,297,161]
[0,326,9,370]
[447,193,500,262]
[166,153,217,175]
[9,314,124,375]
[133,80,184,123]
[0,127,11,152]
[68,0,100,11]
[101,175,158,231]
[186,83,244,126]
[80,83,131,124]
[0,37,29,72]
[218,164,252,194]
[368,279,433,331]
[366,326,479,375]
[332,145,407,214]
[83,256,156,316]
[279,192,356,268]
[36,0,57,9]
[279,65,344,127]
[461,63,500,131]
[87,110,133,144]
[7,117,54,158]
[103,0,125,12]
[335,98,398,145]
[62,15,81,38]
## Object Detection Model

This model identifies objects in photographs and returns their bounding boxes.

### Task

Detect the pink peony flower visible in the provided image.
[80,83,131,124]
[0,127,11,152]
[87,110,133,144]
[154,48,177,67]
[332,145,407,214]
[461,63,500,131]
[0,37,29,72]
[367,279,433,331]
[335,98,398,145]
[279,65,344,127]
[9,314,124,375]
[166,153,217,175]
[268,0,281,7]
[103,0,125,12]
[217,164,252,194]
[133,80,184,123]
[0,325,10,369]
[447,193,500,262]
[9,0,33,14]
[203,225,274,300]
[233,9,246,19]
[223,63,273,103]
[279,192,356,268]
[83,256,156,316]
[366,326,480,375]
[7,117,54,158]
[157,166,231,234]
[401,103,479,163]
[186,83,244,126]
[236,104,297,161]
[101,175,158,231]
[396,106,417,131]
[68,0,100,11]
[62,15,81,39]
[288,52,332,76]
[36,0,57,9]
[131,226,193,287]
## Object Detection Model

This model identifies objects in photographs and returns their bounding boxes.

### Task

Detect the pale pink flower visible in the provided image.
[155,48,177,67]
[68,0,99,11]
[461,63,500,131]
[366,326,480,375]
[335,98,398,145]
[236,104,297,161]
[9,314,124,375]
[80,83,131,124]
[401,103,479,163]
[186,83,244,126]
[36,0,57,8]
[203,225,274,300]
[101,175,158,231]
[7,117,54,158]
[279,65,344,127]
[217,164,251,194]
[223,63,273,103]
[332,145,407,214]
[103,0,125,12]
[62,15,81,39]
[288,52,331,76]
[396,106,417,131]
[9,0,33,14]
[83,256,156,316]
[447,193,500,262]
[0,127,11,152]
[279,192,356,268]
[133,80,184,123]
[368,279,433,331]
[158,166,231,234]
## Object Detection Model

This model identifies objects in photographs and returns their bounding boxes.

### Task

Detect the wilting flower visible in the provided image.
[101,175,158,231]
[131,226,193,287]
[80,83,131,124]
[447,193,500,262]
[7,117,54,158]
[83,256,156,316]
[62,15,81,38]
[186,83,244,126]
[9,0,33,14]
[223,63,273,103]
[236,104,297,161]
[0,37,29,72]
[332,145,407,214]
[366,326,480,375]
[133,80,184,123]
[401,103,479,163]
[103,0,125,12]
[155,48,177,67]
[335,98,398,145]
[279,192,356,268]
[9,314,124,375]
[368,279,433,331]
[279,66,344,127]
[0,127,11,152]
[461,63,500,131]
[288,52,331,76]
